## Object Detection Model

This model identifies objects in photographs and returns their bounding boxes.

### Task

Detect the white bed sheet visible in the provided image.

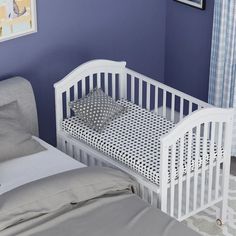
[0,137,85,195]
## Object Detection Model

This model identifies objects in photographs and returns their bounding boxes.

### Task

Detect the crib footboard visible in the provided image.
[160,108,234,222]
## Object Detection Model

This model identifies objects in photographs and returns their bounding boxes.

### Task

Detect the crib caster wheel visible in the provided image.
[216,219,223,226]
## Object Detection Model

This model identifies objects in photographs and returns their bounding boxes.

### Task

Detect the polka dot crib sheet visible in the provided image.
[62,99,219,185]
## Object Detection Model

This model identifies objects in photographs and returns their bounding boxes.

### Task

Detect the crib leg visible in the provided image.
[216,172,230,226]
[216,198,228,226]
[216,219,223,226]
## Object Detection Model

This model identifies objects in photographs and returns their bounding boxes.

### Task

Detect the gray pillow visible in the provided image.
[69,88,125,132]
[0,101,46,162]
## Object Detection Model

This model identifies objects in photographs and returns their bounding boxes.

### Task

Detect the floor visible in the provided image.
[231,157,236,175]
[185,175,236,236]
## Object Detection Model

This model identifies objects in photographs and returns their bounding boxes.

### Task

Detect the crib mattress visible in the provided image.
[62,99,219,185]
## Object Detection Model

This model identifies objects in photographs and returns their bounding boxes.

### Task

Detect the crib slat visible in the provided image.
[150,191,154,205]
[186,129,192,215]
[89,75,93,91]
[193,125,200,210]
[208,122,216,203]
[73,148,80,162]
[81,152,86,165]
[82,79,86,96]
[221,120,232,222]
[131,76,135,103]
[215,122,223,199]
[139,79,143,107]
[171,94,175,122]
[61,139,66,153]
[170,145,176,217]
[104,73,109,94]
[112,74,116,100]
[178,136,184,219]
[140,184,145,199]
[66,89,70,118]
[74,83,78,101]
[155,86,159,114]
[201,123,208,207]
[97,73,101,88]
[146,83,151,110]
[89,156,96,166]
[67,142,73,157]
[189,102,193,115]
[163,90,167,118]
[180,98,184,120]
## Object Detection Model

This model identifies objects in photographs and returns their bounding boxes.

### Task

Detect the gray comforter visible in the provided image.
[0,167,200,236]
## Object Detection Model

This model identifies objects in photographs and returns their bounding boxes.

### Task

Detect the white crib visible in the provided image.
[54,59,233,223]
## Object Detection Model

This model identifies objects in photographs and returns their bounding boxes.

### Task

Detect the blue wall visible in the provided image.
[0,1,215,145]
[0,0,167,145]
[165,0,214,101]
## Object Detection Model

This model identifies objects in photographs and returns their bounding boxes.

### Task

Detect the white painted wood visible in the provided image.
[61,138,66,153]
[201,123,208,207]
[163,90,167,118]
[170,145,176,217]
[146,83,151,110]
[112,74,116,100]
[97,73,101,88]
[180,98,184,120]
[215,122,223,199]
[155,86,159,114]
[178,136,184,218]
[67,142,73,157]
[82,79,86,97]
[104,73,109,94]
[160,142,168,213]
[66,89,70,118]
[220,115,233,223]
[55,89,63,145]
[189,102,193,115]
[74,83,78,101]
[131,76,135,103]
[54,60,234,223]
[120,69,127,99]
[125,68,210,109]
[54,60,126,90]
[89,75,93,91]
[139,79,142,107]
[186,129,192,215]
[171,94,175,122]
[193,125,200,210]
[208,122,215,203]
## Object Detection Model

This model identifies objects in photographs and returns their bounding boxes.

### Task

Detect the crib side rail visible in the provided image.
[125,68,211,123]
[159,108,234,221]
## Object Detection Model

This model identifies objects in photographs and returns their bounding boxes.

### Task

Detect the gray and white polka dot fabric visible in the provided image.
[69,88,125,132]
[63,99,220,185]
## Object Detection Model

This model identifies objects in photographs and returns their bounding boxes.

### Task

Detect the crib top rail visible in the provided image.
[125,68,211,110]
[160,107,234,145]
[54,59,210,110]
[54,59,126,90]
[54,59,216,128]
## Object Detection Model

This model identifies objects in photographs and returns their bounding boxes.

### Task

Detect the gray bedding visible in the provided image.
[0,167,200,236]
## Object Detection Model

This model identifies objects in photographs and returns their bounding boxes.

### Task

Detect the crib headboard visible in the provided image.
[54,59,127,140]
[0,77,39,136]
